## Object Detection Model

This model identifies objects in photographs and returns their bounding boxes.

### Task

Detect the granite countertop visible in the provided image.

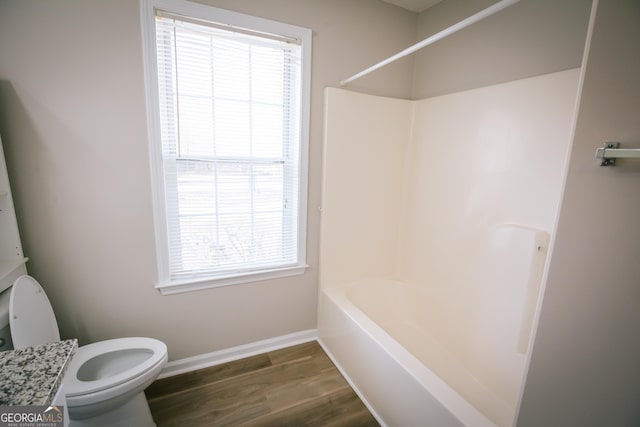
[0,339,78,406]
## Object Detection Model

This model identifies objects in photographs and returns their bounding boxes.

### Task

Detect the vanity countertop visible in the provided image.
[0,339,77,406]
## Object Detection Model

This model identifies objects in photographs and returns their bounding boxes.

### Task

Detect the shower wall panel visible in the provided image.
[397,69,580,289]
[320,89,413,288]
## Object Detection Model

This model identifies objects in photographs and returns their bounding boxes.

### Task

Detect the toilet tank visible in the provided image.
[0,287,14,351]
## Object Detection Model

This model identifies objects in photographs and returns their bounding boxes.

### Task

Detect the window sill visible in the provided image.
[155,264,309,295]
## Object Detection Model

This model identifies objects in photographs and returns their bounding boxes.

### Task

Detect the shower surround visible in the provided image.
[318,69,580,426]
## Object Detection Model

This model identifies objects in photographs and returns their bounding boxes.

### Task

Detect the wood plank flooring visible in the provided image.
[145,341,380,426]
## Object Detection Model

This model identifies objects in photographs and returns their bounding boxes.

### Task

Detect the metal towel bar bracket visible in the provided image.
[595,142,640,166]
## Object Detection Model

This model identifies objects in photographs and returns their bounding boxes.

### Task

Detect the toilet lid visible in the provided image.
[10,275,61,349]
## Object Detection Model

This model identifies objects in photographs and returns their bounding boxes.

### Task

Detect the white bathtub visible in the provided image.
[318,279,527,427]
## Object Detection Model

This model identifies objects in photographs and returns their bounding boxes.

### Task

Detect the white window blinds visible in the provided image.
[152,10,307,286]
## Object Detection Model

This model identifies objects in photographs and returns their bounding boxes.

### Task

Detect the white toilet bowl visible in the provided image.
[9,275,167,427]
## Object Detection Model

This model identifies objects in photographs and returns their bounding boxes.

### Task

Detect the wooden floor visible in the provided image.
[145,341,380,426]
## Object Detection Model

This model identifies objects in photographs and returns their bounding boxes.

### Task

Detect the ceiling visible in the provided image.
[382,0,443,13]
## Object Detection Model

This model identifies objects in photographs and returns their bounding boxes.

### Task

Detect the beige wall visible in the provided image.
[0,0,415,360]
[412,0,592,98]
[518,1,640,425]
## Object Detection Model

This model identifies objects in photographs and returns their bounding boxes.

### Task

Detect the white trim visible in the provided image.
[155,264,308,295]
[158,329,317,379]
[140,0,312,295]
[141,0,171,285]
[317,337,388,427]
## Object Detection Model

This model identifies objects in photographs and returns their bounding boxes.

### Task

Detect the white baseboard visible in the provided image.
[158,329,318,379]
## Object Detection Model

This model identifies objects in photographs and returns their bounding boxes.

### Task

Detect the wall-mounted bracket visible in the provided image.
[597,142,620,166]
[595,142,640,166]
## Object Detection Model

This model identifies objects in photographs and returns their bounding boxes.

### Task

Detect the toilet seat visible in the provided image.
[64,337,167,401]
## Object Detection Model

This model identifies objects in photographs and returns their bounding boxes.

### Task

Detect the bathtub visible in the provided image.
[318,279,528,427]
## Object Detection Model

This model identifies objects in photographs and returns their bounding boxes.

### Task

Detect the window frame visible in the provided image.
[140,0,311,295]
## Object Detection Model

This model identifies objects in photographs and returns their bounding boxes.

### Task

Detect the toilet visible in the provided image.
[7,275,167,427]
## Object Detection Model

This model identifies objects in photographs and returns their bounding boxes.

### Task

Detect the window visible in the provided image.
[141,0,311,294]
